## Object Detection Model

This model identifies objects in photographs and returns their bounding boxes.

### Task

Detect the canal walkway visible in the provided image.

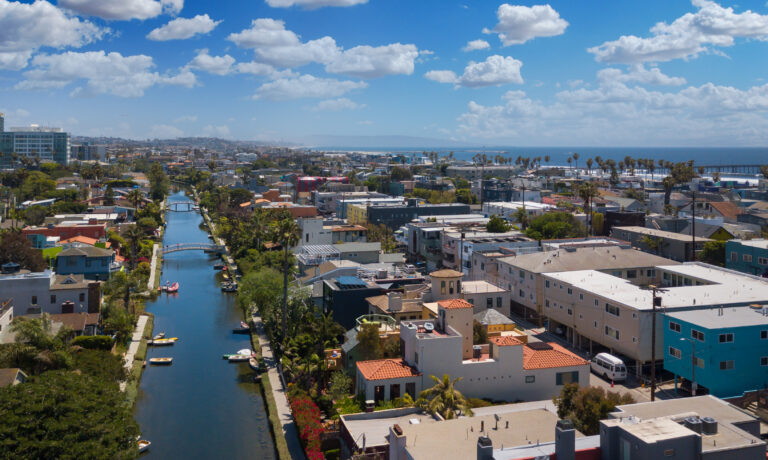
[120,314,149,392]
[252,311,306,460]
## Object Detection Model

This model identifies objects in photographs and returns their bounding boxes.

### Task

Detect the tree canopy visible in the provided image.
[0,231,46,272]
[0,371,139,459]
[524,212,585,241]
[486,215,511,233]
[553,384,634,435]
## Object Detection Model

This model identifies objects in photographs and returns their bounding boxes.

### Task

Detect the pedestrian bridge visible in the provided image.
[161,243,226,255]
[167,202,198,212]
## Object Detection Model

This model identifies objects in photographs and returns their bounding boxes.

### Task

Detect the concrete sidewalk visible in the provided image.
[120,314,149,392]
[252,311,306,460]
[147,244,159,290]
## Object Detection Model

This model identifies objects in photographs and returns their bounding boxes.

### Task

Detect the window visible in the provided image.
[759,257,768,266]
[761,330,767,340]
[594,299,599,306]
[691,329,705,342]
[414,352,418,364]
[545,300,550,307]
[605,325,620,340]
[567,288,573,295]
[496,297,502,308]
[594,321,598,328]
[669,347,681,359]
[605,304,620,317]
[743,254,753,263]
[508,267,512,274]
[632,337,637,343]
[626,270,637,279]
[449,281,454,295]
[579,314,583,319]
[31,296,37,305]
[519,270,525,279]
[647,269,655,277]
[719,360,734,370]
[525,375,535,383]
[545,280,550,288]
[50,295,56,304]
[79,293,85,302]
[519,289,525,298]
[441,281,446,295]
[556,371,579,385]
[579,293,584,300]
[719,333,734,343]
[730,252,738,262]
[761,357,768,367]
[487,298,493,309]
[694,357,705,368]
[612,270,621,277]
[567,308,573,316]
[669,322,681,333]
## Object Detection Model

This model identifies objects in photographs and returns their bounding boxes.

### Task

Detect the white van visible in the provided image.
[590,353,627,382]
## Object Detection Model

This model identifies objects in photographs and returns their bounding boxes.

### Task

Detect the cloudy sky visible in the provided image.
[1,0,768,146]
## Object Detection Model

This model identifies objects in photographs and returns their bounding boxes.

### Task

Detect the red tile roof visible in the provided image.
[438,299,473,310]
[489,336,524,347]
[356,358,421,381]
[522,342,589,370]
[709,201,741,221]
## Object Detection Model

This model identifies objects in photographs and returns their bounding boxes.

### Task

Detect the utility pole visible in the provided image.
[690,188,696,261]
[681,337,697,396]
[649,284,666,402]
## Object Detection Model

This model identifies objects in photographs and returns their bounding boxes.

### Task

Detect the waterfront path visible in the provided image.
[147,244,159,290]
[252,311,306,460]
[120,314,149,392]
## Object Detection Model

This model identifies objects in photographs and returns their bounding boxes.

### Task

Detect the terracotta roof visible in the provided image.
[59,236,112,249]
[437,298,473,310]
[356,358,421,381]
[239,201,253,208]
[430,269,463,278]
[48,313,99,331]
[522,342,589,370]
[365,295,389,312]
[709,201,741,221]
[489,336,523,347]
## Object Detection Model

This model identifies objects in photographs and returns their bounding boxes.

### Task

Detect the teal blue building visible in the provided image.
[663,306,768,398]
[725,239,768,277]
[56,246,115,281]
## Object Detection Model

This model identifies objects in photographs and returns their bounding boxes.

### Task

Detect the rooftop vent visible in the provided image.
[423,322,434,333]
[684,416,702,433]
[701,417,718,435]
[1,262,20,274]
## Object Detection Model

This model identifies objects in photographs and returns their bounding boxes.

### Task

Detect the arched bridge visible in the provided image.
[161,243,226,255]
[167,202,198,212]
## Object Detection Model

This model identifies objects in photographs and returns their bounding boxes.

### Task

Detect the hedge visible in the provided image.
[289,395,325,460]
[70,335,114,350]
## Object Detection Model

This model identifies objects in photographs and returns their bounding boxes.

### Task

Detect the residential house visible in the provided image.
[56,245,116,280]
[610,226,711,261]
[725,239,768,276]
[0,368,27,388]
[0,267,98,316]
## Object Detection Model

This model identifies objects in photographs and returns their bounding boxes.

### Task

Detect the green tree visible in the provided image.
[20,171,55,201]
[366,223,396,253]
[329,371,352,401]
[699,240,725,266]
[578,183,598,237]
[125,189,143,210]
[455,189,475,204]
[147,162,170,201]
[104,185,116,206]
[271,217,300,350]
[357,322,382,361]
[390,166,413,181]
[524,212,585,241]
[486,215,511,233]
[0,370,140,459]
[417,374,473,419]
[473,321,487,345]
[23,205,48,226]
[121,224,143,270]
[0,231,46,271]
[554,384,634,435]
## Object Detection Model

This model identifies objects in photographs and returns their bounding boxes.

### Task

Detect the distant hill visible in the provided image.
[299,134,478,149]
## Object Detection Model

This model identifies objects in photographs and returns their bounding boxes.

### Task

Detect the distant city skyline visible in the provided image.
[1,0,768,146]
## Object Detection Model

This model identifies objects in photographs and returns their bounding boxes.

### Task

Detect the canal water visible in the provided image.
[134,191,276,459]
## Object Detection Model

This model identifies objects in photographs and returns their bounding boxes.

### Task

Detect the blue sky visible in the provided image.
[1,0,768,146]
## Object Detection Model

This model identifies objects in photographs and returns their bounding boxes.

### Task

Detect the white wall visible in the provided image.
[0,272,90,316]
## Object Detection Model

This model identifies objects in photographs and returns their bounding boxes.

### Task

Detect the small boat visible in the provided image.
[228,354,250,362]
[153,332,166,340]
[149,357,173,365]
[138,439,151,453]
[166,282,179,293]
[213,264,225,270]
[222,273,230,281]
[221,283,238,293]
[208,234,214,240]
[150,338,178,346]
[233,321,250,334]
[249,357,260,371]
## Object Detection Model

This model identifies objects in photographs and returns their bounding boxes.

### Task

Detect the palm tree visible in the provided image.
[572,152,580,178]
[271,217,300,350]
[251,209,269,251]
[125,189,143,211]
[121,224,143,270]
[417,374,473,419]
[578,183,598,237]
[585,158,594,176]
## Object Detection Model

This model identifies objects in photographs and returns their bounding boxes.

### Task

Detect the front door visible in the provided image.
[61,301,74,314]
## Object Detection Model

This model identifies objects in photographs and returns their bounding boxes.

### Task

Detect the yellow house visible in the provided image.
[346,203,368,225]
[474,309,526,342]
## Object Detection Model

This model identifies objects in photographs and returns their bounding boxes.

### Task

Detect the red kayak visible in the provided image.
[166,282,179,293]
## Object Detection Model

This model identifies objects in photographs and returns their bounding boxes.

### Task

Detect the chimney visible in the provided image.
[476,436,493,460]
[555,420,576,460]
[388,292,403,312]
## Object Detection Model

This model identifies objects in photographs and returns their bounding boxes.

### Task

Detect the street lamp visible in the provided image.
[680,337,698,396]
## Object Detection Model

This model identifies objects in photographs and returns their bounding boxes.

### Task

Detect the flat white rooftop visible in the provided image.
[666,306,768,329]
[731,239,768,250]
[544,263,768,311]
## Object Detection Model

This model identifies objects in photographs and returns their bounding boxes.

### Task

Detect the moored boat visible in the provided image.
[138,439,151,453]
[150,337,178,346]
[221,283,238,293]
[166,282,179,293]
[233,321,250,334]
[213,264,225,270]
[249,357,259,371]
[149,357,173,365]
[228,354,250,362]
[152,332,166,340]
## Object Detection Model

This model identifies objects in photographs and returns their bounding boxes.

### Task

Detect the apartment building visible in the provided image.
[495,245,675,324]
[441,230,535,276]
[542,264,768,375]
[611,226,712,262]
[725,239,768,276]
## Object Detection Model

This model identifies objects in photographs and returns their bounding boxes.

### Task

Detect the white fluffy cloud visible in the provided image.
[228,18,419,78]
[588,0,768,64]
[253,74,367,100]
[456,79,768,145]
[597,65,686,86]
[463,39,490,52]
[311,98,364,111]
[203,125,230,137]
[0,0,106,70]
[425,55,523,88]
[483,4,568,45]
[147,14,220,41]
[58,0,182,20]
[185,49,235,75]
[17,51,196,97]
[265,0,367,8]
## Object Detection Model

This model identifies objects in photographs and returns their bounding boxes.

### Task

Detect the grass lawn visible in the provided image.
[124,314,154,407]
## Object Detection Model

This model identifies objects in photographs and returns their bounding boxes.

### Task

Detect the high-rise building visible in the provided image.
[0,118,70,168]
[0,112,5,133]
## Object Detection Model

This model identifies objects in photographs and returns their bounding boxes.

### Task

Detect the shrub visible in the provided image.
[70,335,114,350]
[290,394,325,460]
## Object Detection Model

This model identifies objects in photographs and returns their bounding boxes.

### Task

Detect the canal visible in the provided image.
[134,191,276,459]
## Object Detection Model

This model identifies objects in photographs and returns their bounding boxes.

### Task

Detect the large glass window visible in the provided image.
[556,371,579,385]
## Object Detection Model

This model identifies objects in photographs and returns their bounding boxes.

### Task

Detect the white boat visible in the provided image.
[152,332,165,340]
[228,354,250,362]
[249,357,259,371]
[138,439,151,453]
[149,357,173,365]
[150,338,178,346]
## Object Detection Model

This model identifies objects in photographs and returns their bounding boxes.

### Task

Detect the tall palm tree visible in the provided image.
[578,183,598,237]
[271,217,300,350]
[125,189,143,211]
[572,152,580,178]
[585,158,594,176]
[417,374,473,419]
[121,224,143,270]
